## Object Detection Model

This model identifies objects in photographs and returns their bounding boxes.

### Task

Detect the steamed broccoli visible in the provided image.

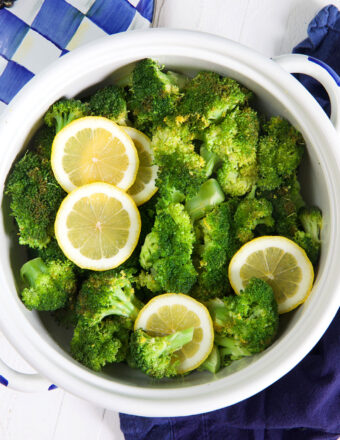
[234,193,274,243]
[140,203,197,293]
[217,160,258,197]
[203,106,259,167]
[6,152,65,249]
[20,257,77,311]
[129,327,194,378]
[207,278,279,366]
[77,269,143,326]
[257,117,305,191]
[30,125,55,159]
[176,71,251,131]
[197,345,221,374]
[200,146,222,178]
[70,316,130,371]
[151,118,206,200]
[128,59,184,131]
[294,207,322,265]
[88,85,128,125]
[185,179,225,221]
[192,202,236,300]
[44,98,90,133]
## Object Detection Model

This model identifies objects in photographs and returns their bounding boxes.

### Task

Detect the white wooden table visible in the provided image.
[1,1,339,438]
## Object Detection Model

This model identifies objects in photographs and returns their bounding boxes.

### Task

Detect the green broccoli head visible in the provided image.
[152,119,206,200]
[257,117,305,191]
[30,125,55,159]
[70,316,130,371]
[20,257,77,311]
[176,71,251,131]
[139,203,197,293]
[44,98,90,133]
[299,207,322,243]
[129,327,194,378]
[203,106,259,168]
[128,59,183,131]
[88,85,128,125]
[77,269,143,325]
[263,175,305,238]
[208,278,279,364]
[217,160,257,197]
[6,152,65,249]
[234,196,274,243]
[192,202,236,300]
[293,230,320,266]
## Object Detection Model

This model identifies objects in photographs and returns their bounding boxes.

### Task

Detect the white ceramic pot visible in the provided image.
[0,29,339,417]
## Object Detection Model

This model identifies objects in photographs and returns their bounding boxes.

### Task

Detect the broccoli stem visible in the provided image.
[215,335,252,358]
[198,345,221,373]
[185,179,225,221]
[20,257,48,287]
[200,146,222,177]
[100,293,143,322]
[161,327,194,354]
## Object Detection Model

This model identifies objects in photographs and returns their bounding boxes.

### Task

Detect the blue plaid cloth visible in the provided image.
[0,0,154,113]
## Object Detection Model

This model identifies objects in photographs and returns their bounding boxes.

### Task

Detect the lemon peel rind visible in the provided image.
[123,126,159,206]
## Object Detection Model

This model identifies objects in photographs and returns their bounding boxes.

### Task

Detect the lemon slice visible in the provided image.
[122,127,158,206]
[134,293,214,374]
[55,182,141,270]
[228,236,314,314]
[51,116,139,192]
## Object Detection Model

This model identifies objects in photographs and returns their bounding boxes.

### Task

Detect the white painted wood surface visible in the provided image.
[1,1,339,438]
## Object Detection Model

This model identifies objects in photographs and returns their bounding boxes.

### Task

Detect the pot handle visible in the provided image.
[274,54,340,135]
[0,357,57,392]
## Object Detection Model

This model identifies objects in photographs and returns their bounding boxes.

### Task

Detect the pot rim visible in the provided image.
[0,29,339,416]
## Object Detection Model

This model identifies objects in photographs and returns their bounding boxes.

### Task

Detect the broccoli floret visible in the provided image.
[88,85,128,125]
[128,59,183,131]
[266,175,306,238]
[234,193,274,243]
[192,202,236,300]
[197,345,221,373]
[152,119,206,199]
[176,71,251,131]
[140,203,197,293]
[44,98,90,133]
[293,207,322,265]
[77,269,143,325]
[70,316,130,371]
[20,257,77,311]
[203,107,259,168]
[299,207,322,243]
[257,117,305,191]
[185,179,225,221]
[129,327,194,378]
[217,159,257,197]
[216,337,252,366]
[207,278,279,364]
[293,230,320,266]
[137,270,161,294]
[6,152,65,249]
[30,125,55,159]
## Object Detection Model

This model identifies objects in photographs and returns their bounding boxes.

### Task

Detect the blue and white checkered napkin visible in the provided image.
[0,0,154,114]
